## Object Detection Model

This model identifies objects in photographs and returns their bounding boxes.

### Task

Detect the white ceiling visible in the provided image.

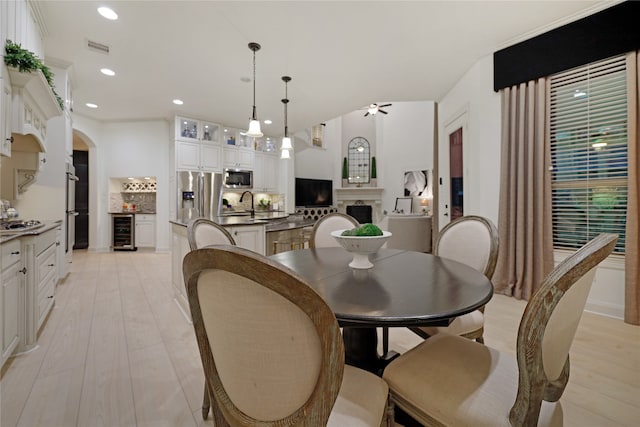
[39,0,609,136]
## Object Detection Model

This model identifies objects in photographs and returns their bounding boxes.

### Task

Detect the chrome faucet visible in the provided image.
[239,191,255,218]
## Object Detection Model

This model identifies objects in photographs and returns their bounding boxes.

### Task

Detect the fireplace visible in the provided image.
[335,188,383,223]
[347,204,372,224]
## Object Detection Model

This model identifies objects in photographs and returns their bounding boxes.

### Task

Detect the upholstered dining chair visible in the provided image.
[309,212,359,248]
[183,245,394,427]
[187,217,236,251]
[409,215,498,344]
[186,217,236,420]
[382,233,618,427]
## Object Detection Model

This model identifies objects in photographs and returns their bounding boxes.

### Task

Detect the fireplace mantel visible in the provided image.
[335,187,384,223]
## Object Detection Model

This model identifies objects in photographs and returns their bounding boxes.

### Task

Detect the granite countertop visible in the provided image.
[0,220,63,244]
[171,211,291,228]
[108,211,156,214]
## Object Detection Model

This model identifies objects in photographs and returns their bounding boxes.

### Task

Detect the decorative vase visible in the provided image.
[370,178,377,187]
[342,178,348,187]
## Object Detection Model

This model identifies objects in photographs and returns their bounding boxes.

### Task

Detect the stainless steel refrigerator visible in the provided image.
[176,171,223,221]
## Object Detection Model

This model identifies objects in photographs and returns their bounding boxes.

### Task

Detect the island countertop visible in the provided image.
[170,212,317,232]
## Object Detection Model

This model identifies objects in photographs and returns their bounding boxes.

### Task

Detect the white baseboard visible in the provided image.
[585,300,624,320]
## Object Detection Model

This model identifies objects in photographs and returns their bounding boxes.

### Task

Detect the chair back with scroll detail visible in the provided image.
[383,233,617,427]
[309,212,359,249]
[183,245,392,427]
[187,218,236,250]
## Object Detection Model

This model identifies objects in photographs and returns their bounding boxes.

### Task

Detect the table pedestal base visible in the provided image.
[343,328,399,375]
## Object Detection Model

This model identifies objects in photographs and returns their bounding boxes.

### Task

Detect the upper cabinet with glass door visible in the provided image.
[175,116,220,144]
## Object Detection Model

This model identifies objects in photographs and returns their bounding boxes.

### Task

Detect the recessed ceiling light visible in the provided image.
[263,119,272,125]
[86,103,98,109]
[172,99,184,105]
[98,7,118,20]
[100,68,115,76]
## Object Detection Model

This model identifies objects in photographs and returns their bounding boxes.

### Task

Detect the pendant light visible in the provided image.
[246,42,263,137]
[280,76,293,159]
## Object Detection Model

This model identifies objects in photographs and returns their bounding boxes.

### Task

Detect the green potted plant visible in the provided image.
[342,157,348,187]
[4,39,64,110]
[370,156,377,187]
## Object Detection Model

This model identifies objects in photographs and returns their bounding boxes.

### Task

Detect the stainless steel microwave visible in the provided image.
[223,169,253,189]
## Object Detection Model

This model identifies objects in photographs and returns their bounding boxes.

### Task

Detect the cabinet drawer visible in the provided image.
[37,277,55,329]
[36,244,56,291]
[1,240,22,268]
[35,229,56,255]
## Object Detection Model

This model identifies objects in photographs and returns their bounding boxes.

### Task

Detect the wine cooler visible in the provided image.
[112,213,137,251]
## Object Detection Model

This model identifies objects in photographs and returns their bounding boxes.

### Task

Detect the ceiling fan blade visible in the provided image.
[364,112,370,117]
[378,103,392,108]
[379,110,388,114]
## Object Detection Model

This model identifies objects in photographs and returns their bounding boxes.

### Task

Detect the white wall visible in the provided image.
[438,54,625,319]
[437,54,502,226]
[378,101,435,214]
[72,116,171,252]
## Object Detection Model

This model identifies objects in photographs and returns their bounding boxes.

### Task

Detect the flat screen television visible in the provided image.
[295,178,333,207]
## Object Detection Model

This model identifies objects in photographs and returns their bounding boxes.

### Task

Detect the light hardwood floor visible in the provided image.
[1,250,638,426]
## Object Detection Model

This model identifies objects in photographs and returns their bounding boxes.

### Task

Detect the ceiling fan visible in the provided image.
[364,103,392,117]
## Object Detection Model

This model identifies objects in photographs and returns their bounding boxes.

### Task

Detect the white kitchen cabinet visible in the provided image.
[175,140,222,172]
[1,75,12,157]
[1,239,23,368]
[35,240,56,330]
[223,145,254,169]
[226,224,265,255]
[254,151,279,192]
[175,117,220,143]
[135,214,156,248]
[175,116,222,172]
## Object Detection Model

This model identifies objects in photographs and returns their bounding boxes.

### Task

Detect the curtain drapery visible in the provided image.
[493,78,554,300]
[625,52,640,325]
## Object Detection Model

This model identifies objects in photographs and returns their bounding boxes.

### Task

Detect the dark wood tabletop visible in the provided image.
[269,248,494,328]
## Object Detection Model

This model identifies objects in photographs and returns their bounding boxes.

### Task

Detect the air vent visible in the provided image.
[86,39,110,55]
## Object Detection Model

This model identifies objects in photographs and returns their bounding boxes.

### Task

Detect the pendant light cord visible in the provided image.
[282,76,291,137]
[252,48,257,120]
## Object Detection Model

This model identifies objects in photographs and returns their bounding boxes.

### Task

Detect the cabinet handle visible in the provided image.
[7,136,14,143]
[11,251,20,255]
[234,231,238,236]
[19,267,27,274]
[47,295,54,299]
[48,263,55,267]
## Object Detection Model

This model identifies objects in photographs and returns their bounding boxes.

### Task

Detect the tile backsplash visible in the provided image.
[109,192,156,213]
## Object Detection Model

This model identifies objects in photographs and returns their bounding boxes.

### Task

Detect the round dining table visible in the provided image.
[269,247,494,373]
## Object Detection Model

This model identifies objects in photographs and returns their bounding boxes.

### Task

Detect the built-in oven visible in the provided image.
[65,163,79,262]
[223,168,253,189]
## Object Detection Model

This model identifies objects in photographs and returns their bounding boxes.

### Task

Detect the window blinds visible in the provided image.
[549,55,628,254]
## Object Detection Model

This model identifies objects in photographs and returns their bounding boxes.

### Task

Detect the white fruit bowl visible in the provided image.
[331,230,392,269]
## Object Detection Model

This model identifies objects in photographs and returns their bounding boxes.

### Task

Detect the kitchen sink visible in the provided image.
[0,219,44,234]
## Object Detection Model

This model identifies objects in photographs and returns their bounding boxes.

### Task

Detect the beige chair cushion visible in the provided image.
[417,309,484,337]
[329,365,389,427]
[383,334,562,427]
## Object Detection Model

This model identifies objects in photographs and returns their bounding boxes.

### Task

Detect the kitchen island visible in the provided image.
[170,212,316,321]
